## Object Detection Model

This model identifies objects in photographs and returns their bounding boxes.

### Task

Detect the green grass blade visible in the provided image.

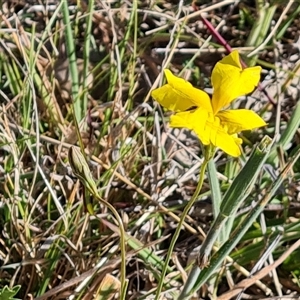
[275,4,300,40]
[188,146,300,297]
[268,100,300,163]
[245,1,277,65]
[61,0,80,121]
[198,136,274,265]
[81,0,94,113]
[207,159,225,244]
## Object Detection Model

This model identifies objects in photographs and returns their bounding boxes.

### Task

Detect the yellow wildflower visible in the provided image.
[151,51,266,157]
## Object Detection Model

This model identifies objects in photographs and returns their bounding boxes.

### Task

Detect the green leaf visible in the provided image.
[0,285,21,300]
[198,136,274,265]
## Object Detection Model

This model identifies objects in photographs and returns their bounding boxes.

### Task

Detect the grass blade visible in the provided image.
[198,136,274,266]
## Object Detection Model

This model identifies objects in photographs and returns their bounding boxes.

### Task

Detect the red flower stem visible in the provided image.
[200,14,232,53]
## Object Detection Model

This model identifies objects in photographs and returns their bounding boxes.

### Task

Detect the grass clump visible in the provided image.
[1,1,300,299]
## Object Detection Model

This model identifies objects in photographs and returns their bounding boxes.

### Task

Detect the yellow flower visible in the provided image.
[151,51,266,157]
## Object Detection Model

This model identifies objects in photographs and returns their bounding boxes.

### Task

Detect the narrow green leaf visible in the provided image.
[189,145,300,298]
[207,159,225,243]
[0,285,21,300]
[198,136,273,265]
[61,0,80,121]
[268,100,300,163]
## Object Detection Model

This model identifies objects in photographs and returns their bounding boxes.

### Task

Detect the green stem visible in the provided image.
[154,154,210,299]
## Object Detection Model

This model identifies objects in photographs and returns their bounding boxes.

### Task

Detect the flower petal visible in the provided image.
[211,130,242,157]
[201,115,242,157]
[218,50,242,68]
[170,109,243,156]
[211,51,261,113]
[170,111,194,130]
[170,108,210,144]
[217,109,266,134]
[151,69,212,112]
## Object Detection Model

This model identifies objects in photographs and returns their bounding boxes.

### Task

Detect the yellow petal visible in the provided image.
[218,50,242,68]
[201,115,220,146]
[171,109,242,156]
[217,109,266,134]
[201,116,242,156]
[151,70,212,112]
[192,109,210,144]
[170,111,194,130]
[170,108,207,131]
[211,52,261,113]
[212,130,242,157]
[170,108,210,144]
